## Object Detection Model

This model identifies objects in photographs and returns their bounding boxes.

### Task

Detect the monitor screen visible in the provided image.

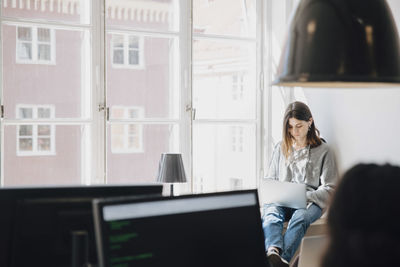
[0,185,162,267]
[93,189,269,267]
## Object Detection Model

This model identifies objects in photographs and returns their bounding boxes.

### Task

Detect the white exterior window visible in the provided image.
[231,126,244,152]
[16,26,55,64]
[111,34,144,69]
[111,106,144,153]
[16,105,56,156]
[232,73,245,101]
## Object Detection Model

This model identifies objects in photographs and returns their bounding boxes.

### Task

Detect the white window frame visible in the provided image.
[0,0,295,190]
[16,104,56,156]
[16,25,56,65]
[111,33,145,69]
[110,106,144,154]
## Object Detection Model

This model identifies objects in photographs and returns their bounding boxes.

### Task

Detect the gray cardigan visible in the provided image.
[265,141,338,209]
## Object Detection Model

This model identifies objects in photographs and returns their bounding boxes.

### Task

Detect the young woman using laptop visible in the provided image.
[262,101,338,267]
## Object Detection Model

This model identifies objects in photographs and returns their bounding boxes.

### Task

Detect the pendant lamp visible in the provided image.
[273,0,400,87]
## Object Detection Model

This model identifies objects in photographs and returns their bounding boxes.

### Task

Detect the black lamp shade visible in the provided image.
[156,153,187,183]
[273,0,400,87]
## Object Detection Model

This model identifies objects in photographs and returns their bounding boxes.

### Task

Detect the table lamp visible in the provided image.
[156,153,187,196]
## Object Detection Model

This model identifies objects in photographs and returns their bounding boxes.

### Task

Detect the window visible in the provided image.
[111,34,144,68]
[0,0,301,190]
[110,106,144,153]
[192,0,257,193]
[16,105,55,156]
[232,73,245,101]
[16,26,55,64]
[231,126,244,152]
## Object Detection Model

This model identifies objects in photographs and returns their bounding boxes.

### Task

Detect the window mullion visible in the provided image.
[179,0,192,193]
[124,34,128,66]
[91,0,106,184]
[32,26,37,61]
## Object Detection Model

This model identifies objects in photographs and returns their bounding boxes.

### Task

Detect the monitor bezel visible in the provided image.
[93,189,264,267]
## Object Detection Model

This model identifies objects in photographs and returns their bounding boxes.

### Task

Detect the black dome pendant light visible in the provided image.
[273,0,400,87]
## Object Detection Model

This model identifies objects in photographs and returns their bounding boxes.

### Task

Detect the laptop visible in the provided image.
[258,179,307,209]
[93,190,270,267]
[297,235,328,267]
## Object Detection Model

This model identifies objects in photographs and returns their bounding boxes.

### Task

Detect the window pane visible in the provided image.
[3,24,91,119]
[129,36,139,49]
[17,27,31,41]
[38,108,51,118]
[113,35,124,48]
[38,125,51,135]
[106,0,179,32]
[4,125,90,186]
[193,39,256,119]
[110,123,143,153]
[18,42,32,60]
[111,133,124,150]
[107,35,179,118]
[128,50,139,65]
[193,0,256,38]
[128,124,138,135]
[128,135,139,149]
[19,108,33,118]
[193,124,256,193]
[111,124,124,135]
[111,107,124,119]
[19,125,32,136]
[38,28,50,42]
[38,138,51,151]
[113,50,124,64]
[128,109,139,118]
[2,0,91,24]
[38,44,51,61]
[107,124,179,183]
[19,138,33,151]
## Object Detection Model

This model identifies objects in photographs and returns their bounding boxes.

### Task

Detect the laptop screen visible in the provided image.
[93,190,269,267]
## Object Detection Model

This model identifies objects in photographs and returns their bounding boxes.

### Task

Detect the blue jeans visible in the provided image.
[262,203,322,262]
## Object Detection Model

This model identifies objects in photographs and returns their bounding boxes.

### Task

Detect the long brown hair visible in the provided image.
[281,101,321,158]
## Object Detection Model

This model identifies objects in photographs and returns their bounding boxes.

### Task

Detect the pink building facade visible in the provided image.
[2,0,175,186]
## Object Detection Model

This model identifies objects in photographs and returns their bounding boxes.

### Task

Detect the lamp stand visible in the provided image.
[170,183,174,197]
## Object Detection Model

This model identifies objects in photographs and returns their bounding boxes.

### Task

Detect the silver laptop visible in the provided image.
[258,179,307,209]
[298,235,328,267]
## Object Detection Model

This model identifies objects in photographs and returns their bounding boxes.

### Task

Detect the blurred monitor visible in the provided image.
[298,235,328,267]
[0,185,162,267]
[93,189,269,267]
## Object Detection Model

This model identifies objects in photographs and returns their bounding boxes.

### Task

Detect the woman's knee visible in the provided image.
[263,212,285,225]
[262,205,285,224]
[289,210,311,228]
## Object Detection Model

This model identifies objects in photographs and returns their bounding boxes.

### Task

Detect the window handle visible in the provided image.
[98,103,109,121]
[192,108,196,120]
[186,104,196,120]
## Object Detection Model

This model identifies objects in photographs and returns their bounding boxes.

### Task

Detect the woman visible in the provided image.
[321,163,400,267]
[262,101,338,267]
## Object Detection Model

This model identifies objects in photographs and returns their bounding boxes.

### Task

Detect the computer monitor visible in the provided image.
[93,189,269,267]
[0,184,162,267]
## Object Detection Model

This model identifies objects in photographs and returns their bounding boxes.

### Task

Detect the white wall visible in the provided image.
[304,88,400,174]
